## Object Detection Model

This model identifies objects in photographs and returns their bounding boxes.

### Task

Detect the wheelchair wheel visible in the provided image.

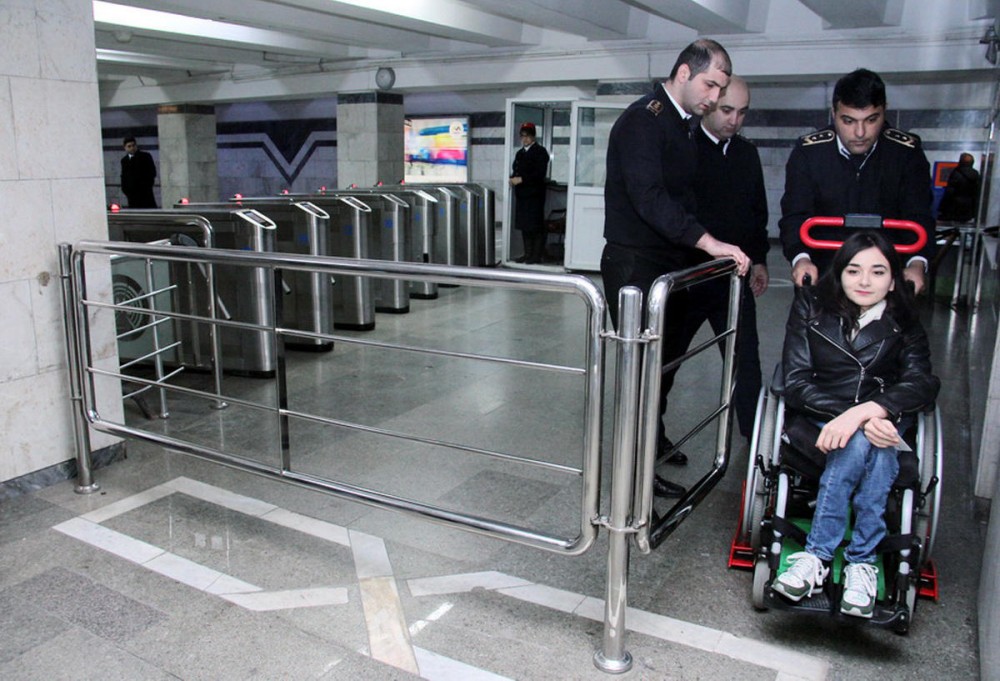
[752,556,770,611]
[915,408,942,566]
[740,388,774,548]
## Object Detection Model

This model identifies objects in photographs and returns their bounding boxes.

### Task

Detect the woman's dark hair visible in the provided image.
[816,230,915,329]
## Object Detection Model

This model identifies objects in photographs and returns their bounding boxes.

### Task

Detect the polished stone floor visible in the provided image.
[0,249,983,680]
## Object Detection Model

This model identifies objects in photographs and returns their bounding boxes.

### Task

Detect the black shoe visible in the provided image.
[658,437,688,466]
[652,475,686,498]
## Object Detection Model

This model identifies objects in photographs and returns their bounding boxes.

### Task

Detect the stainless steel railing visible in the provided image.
[63,239,605,554]
[60,239,740,673]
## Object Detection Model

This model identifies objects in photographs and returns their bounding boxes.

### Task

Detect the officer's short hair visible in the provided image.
[668,39,732,81]
[123,136,137,146]
[832,69,886,110]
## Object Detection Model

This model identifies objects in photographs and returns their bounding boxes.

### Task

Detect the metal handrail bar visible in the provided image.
[633,259,741,553]
[274,327,586,376]
[67,239,605,558]
[286,408,583,475]
[75,240,591,292]
[118,341,183,370]
[90,365,272,413]
[114,283,178,308]
[90,359,584,477]
[88,299,586,377]
[116,315,171,341]
[660,327,735,375]
[121,383,153,400]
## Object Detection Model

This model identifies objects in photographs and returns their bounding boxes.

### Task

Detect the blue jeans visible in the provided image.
[805,428,899,564]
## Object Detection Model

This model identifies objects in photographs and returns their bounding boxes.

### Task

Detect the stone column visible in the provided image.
[336,92,404,188]
[0,0,123,492]
[157,104,219,205]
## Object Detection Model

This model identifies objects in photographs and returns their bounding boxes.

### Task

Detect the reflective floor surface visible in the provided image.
[0,250,983,680]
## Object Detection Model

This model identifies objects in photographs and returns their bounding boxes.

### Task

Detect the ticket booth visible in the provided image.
[501,99,625,271]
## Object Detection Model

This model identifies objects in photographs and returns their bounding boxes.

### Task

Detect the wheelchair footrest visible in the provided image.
[728,539,754,569]
[919,560,939,600]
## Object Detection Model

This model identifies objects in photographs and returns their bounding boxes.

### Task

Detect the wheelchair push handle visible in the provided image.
[799,215,927,254]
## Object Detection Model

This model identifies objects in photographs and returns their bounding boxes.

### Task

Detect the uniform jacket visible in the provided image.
[121,150,158,208]
[779,124,934,270]
[511,143,549,200]
[511,142,550,232]
[604,84,706,271]
[782,287,939,421]
[938,164,980,222]
[694,128,769,265]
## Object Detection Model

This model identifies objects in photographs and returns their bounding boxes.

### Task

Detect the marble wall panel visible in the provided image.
[0,5,40,79]
[11,78,103,180]
[0,179,56,282]
[37,3,97,83]
[0,369,73,482]
[0,77,17,180]
[0,279,38,382]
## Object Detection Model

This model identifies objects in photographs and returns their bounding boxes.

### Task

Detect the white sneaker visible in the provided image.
[841,562,878,618]
[772,552,829,602]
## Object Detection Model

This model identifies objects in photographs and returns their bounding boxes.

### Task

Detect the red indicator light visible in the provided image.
[180,197,189,204]
[110,203,120,212]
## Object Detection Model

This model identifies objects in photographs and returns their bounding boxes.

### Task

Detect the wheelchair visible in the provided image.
[729,216,943,634]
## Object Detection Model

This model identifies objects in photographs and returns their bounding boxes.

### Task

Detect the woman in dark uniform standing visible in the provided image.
[509,122,550,263]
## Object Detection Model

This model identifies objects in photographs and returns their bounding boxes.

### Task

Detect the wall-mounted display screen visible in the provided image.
[404,116,469,183]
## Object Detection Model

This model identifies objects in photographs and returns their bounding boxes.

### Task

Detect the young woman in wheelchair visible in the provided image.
[771,230,940,618]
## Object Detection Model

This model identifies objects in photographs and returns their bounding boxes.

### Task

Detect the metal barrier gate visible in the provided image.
[59,239,739,673]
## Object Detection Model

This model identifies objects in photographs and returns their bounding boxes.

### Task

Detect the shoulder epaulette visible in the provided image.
[883,127,920,148]
[645,99,663,116]
[800,130,834,146]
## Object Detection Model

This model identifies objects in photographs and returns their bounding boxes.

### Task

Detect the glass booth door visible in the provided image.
[564,101,626,271]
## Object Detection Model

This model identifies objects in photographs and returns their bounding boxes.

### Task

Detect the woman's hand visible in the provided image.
[816,412,866,453]
[814,402,890,453]
[862,417,902,448]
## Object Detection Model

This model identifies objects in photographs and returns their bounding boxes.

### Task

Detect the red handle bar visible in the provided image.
[799,216,927,254]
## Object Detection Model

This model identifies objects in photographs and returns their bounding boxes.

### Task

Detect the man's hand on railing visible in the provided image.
[695,232,750,276]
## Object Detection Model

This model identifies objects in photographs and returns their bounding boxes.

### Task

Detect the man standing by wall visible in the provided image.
[689,76,769,447]
[779,68,934,292]
[601,38,750,497]
[120,136,158,208]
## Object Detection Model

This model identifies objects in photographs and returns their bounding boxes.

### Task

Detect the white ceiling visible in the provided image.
[95,0,1000,108]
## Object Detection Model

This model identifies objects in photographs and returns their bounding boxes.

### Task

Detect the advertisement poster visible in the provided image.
[404,117,469,183]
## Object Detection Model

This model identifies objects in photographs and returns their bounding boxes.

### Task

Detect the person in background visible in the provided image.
[772,230,939,618]
[509,122,550,263]
[686,75,769,448]
[938,152,981,222]
[601,38,750,497]
[779,68,934,294]
[120,136,158,209]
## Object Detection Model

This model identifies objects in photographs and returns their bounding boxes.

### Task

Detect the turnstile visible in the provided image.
[470,183,497,267]
[293,188,439,301]
[207,198,336,349]
[221,197,335,351]
[109,208,277,377]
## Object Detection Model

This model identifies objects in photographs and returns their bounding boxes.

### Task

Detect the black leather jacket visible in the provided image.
[782,288,939,421]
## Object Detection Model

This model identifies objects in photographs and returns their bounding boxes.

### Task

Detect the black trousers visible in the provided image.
[601,243,761,440]
[600,243,691,436]
[662,276,762,439]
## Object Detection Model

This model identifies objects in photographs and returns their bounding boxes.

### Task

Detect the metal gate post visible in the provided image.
[58,244,100,494]
[594,286,643,674]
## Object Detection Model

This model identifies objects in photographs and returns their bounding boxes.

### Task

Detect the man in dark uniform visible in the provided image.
[602,38,750,497]
[779,68,934,293]
[687,76,769,445]
[938,152,981,222]
[120,137,158,208]
[509,122,551,263]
